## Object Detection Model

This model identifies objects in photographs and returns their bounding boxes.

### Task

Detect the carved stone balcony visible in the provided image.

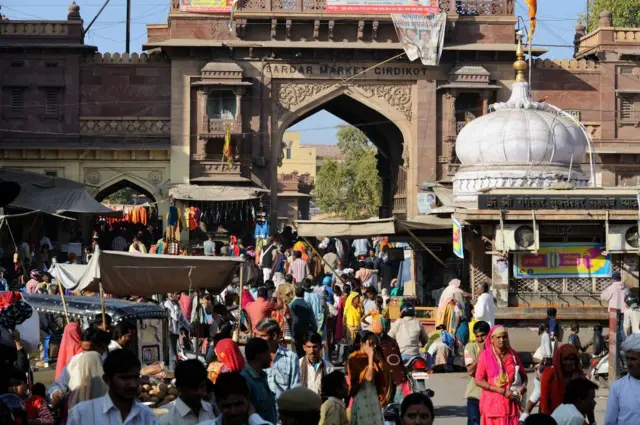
[190,153,252,183]
[200,117,242,137]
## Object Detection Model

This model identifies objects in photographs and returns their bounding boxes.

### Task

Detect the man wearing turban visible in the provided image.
[603,334,640,425]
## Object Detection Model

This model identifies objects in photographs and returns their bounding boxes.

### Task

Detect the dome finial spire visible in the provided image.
[514,31,528,83]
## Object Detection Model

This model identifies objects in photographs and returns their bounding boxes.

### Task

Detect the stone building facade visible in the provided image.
[1,3,639,238]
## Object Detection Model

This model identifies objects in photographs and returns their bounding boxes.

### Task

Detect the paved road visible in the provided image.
[428,372,609,425]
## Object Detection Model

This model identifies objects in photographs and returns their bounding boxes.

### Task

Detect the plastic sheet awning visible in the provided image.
[293,216,451,238]
[61,248,243,296]
[0,169,120,217]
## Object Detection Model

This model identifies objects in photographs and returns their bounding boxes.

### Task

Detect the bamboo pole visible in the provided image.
[398,221,448,268]
[233,262,244,342]
[98,280,107,331]
[299,235,347,285]
[55,279,70,325]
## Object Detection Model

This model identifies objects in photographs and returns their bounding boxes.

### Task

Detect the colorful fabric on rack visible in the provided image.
[188,207,198,231]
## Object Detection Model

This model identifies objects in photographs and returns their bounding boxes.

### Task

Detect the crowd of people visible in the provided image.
[3,229,640,425]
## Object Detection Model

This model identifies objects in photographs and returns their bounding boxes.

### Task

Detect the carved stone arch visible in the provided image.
[89,172,161,202]
[272,81,413,166]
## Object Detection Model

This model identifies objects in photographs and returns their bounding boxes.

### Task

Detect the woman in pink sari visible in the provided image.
[474,325,528,425]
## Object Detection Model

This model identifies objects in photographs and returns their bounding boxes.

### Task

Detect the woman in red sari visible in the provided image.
[55,323,83,380]
[475,325,528,425]
[207,338,245,384]
[539,344,584,415]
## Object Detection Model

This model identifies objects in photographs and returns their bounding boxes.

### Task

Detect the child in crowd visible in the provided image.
[10,380,54,425]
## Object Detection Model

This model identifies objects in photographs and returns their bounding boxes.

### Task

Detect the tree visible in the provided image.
[314,125,382,220]
[581,0,640,32]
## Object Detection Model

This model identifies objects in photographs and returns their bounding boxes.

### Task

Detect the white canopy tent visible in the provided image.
[57,248,244,297]
[292,216,451,238]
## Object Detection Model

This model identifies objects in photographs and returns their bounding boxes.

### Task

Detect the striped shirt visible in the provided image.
[66,394,159,425]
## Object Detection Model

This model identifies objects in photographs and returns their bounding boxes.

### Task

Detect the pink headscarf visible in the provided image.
[480,325,518,387]
[55,323,83,379]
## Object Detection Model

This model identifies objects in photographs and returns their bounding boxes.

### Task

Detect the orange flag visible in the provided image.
[523,0,537,43]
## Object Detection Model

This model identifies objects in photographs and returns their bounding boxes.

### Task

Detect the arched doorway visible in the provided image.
[272,83,413,223]
[94,179,157,204]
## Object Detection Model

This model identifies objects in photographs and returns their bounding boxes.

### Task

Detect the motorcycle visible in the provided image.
[383,389,435,425]
[404,354,430,392]
[588,352,609,388]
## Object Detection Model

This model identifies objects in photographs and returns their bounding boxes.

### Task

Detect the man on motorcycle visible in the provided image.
[388,302,429,360]
[624,294,640,336]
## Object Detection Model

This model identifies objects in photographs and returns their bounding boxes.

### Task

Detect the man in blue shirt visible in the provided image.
[240,338,278,424]
[289,286,316,357]
[254,318,301,400]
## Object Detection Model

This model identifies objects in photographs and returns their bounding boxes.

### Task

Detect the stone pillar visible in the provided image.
[448,91,458,138]
[481,91,491,116]
[574,24,586,56]
[599,10,612,28]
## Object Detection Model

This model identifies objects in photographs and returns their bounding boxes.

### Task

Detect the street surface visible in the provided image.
[428,372,608,425]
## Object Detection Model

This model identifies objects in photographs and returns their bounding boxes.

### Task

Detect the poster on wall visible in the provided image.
[326,0,439,14]
[180,0,235,13]
[417,192,437,214]
[513,243,612,279]
[452,218,463,259]
[392,13,447,66]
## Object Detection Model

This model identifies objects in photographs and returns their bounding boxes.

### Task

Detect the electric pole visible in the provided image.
[126,0,131,53]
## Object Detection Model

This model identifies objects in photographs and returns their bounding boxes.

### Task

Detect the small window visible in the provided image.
[621,96,633,120]
[207,90,236,120]
[286,149,291,160]
[44,89,60,116]
[45,171,58,177]
[10,88,24,113]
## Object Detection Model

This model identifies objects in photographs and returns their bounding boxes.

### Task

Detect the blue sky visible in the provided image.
[2,0,587,144]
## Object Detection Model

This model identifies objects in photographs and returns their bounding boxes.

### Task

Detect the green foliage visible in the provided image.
[580,0,640,32]
[314,125,381,220]
[103,187,136,204]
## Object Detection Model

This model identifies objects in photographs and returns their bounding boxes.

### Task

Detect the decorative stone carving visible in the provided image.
[313,20,320,40]
[372,21,379,41]
[1,22,69,36]
[235,19,247,37]
[304,0,326,10]
[328,20,335,41]
[275,83,413,122]
[357,21,365,41]
[85,170,101,185]
[148,171,163,185]
[79,118,170,135]
[271,19,277,39]
[285,20,292,40]
[353,84,413,121]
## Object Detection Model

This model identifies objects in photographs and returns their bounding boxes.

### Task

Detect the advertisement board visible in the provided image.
[392,13,446,66]
[513,243,612,279]
[180,0,235,13]
[326,0,439,14]
[452,218,463,259]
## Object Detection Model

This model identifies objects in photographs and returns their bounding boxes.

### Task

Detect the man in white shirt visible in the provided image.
[160,360,216,425]
[164,292,191,370]
[198,372,273,425]
[39,233,53,251]
[473,282,496,327]
[108,321,137,352]
[388,302,429,360]
[299,332,334,395]
[623,294,640,336]
[604,333,640,425]
[551,378,598,425]
[67,349,158,425]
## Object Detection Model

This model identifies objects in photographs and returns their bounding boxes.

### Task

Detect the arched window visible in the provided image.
[207,89,236,120]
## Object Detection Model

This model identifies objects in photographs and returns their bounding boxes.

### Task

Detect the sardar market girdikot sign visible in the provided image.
[478,194,640,210]
[266,63,438,79]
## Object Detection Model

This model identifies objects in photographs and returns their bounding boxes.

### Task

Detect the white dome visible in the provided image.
[456,83,587,167]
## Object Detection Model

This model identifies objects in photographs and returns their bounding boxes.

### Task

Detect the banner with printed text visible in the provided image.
[180,0,235,13]
[452,218,463,259]
[514,243,612,279]
[326,0,439,14]
[392,13,446,66]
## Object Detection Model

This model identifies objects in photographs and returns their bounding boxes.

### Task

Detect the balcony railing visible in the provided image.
[235,0,513,15]
[200,117,242,136]
[190,154,251,179]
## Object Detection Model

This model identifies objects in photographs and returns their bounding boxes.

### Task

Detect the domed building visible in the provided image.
[453,36,591,203]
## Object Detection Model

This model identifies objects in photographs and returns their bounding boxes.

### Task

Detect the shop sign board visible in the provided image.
[478,194,639,210]
[513,243,611,279]
[326,0,439,14]
[180,0,235,13]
